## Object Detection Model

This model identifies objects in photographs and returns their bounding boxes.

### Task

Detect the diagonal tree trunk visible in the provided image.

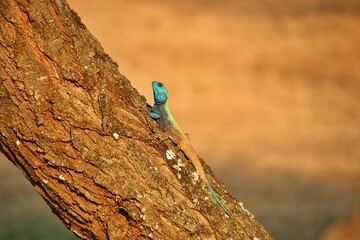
[0,0,271,239]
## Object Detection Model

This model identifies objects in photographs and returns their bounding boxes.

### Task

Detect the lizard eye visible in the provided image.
[158,82,163,87]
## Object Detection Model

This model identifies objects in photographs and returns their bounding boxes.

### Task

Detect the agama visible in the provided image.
[149,81,231,218]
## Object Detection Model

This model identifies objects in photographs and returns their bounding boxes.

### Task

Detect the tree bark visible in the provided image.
[0,0,271,239]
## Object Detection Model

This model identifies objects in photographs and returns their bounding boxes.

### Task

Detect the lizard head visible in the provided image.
[152,81,169,104]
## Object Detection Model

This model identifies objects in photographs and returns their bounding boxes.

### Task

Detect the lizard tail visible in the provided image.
[206,181,232,218]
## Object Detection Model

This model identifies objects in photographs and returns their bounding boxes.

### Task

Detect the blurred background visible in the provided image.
[1,0,359,239]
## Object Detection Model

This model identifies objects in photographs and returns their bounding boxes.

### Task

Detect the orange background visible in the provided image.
[1,1,359,239]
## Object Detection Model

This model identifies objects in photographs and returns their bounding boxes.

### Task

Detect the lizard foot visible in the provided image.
[149,133,169,144]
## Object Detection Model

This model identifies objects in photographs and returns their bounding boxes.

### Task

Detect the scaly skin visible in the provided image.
[149,81,231,218]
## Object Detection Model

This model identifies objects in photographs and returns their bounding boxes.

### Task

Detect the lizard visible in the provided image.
[149,81,232,218]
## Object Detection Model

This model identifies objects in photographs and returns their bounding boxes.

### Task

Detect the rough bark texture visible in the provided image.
[0,0,271,239]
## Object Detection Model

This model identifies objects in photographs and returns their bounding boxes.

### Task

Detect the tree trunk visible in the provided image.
[0,0,271,239]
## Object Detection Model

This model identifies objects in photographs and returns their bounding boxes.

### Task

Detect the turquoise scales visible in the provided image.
[149,81,231,218]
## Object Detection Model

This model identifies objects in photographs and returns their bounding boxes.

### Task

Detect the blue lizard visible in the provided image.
[149,81,232,218]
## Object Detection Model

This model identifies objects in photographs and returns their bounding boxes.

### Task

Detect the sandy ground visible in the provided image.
[1,1,360,239]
